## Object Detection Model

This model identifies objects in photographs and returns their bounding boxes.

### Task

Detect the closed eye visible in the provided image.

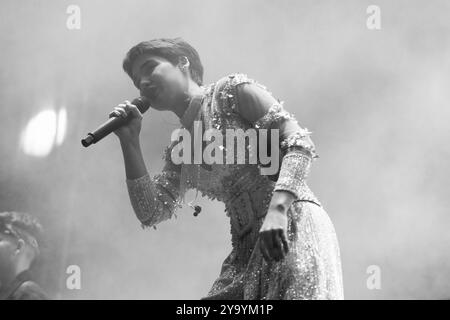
[133,59,159,88]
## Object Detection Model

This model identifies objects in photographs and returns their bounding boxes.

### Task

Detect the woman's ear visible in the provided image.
[15,238,25,255]
[178,56,190,71]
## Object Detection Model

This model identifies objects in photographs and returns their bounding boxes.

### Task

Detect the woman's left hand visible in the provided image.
[259,191,294,262]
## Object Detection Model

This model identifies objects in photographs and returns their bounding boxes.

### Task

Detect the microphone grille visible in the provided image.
[131,97,151,113]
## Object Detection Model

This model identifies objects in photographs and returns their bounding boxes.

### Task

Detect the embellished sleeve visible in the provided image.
[221,73,318,200]
[126,143,183,229]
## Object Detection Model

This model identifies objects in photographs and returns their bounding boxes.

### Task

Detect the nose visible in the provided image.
[140,83,158,100]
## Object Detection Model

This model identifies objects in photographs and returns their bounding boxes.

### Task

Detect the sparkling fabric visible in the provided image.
[126,73,344,299]
[273,149,319,203]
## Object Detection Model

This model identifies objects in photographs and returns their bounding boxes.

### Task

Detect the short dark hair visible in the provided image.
[122,37,204,86]
[0,212,43,254]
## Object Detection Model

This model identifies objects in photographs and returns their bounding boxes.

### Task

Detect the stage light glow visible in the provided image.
[56,108,67,146]
[20,108,68,157]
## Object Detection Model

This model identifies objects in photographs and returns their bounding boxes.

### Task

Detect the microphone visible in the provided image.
[81,97,151,147]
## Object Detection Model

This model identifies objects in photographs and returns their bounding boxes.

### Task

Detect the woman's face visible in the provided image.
[131,53,187,111]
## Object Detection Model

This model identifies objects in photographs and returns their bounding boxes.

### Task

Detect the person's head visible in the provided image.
[122,37,204,112]
[0,212,43,286]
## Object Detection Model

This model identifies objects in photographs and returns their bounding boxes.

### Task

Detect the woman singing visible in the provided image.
[110,37,344,299]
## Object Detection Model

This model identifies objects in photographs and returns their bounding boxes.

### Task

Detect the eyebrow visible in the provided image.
[140,59,158,71]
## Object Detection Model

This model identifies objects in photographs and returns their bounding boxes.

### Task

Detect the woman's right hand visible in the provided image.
[109,100,143,142]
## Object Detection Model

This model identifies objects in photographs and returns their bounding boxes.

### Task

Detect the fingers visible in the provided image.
[124,100,143,119]
[109,101,143,120]
[259,238,271,263]
[111,106,127,118]
[278,228,289,255]
[260,230,289,263]
[108,110,120,119]
[273,230,290,261]
[262,231,275,260]
[271,232,283,261]
[274,229,289,256]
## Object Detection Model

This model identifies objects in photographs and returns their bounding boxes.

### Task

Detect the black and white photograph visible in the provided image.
[0,0,449,304]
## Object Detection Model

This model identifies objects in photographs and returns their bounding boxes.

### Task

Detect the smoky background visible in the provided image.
[0,0,449,299]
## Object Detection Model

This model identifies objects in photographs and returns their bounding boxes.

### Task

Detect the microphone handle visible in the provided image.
[81,116,129,147]
[81,97,150,148]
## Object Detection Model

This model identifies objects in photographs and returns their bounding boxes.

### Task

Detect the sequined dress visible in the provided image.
[126,73,344,299]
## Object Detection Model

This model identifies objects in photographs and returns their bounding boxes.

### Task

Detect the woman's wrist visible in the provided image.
[119,135,141,150]
[119,135,148,180]
[268,190,296,214]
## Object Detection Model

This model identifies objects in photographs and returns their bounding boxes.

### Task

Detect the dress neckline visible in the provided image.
[179,87,206,129]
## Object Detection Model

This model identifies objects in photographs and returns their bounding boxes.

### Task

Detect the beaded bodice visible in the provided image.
[127,73,321,248]
[163,73,320,208]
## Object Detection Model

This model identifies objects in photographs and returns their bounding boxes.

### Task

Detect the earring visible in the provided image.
[188,201,202,217]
